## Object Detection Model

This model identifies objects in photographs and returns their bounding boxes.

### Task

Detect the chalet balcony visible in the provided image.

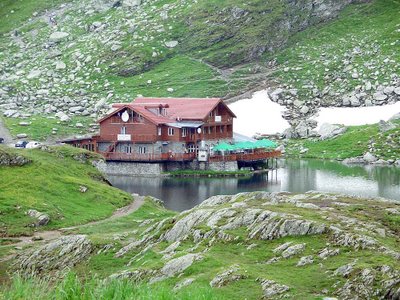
[117,134,131,141]
[99,152,196,162]
[97,134,157,143]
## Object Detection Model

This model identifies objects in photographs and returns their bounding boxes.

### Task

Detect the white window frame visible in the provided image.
[121,126,126,135]
[139,146,146,154]
[182,128,187,137]
[168,127,175,136]
[158,127,162,136]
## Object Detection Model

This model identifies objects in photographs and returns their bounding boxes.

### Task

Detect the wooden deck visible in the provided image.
[99,150,281,162]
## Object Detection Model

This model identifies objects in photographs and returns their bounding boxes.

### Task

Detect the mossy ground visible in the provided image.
[285,120,400,161]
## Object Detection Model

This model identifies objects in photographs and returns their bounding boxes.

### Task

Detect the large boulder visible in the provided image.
[363,152,377,163]
[122,0,141,7]
[49,32,69,43]
[26,209,50,226]
[318,123,346,140]
[14,235,92,277]
[378,120,396,132]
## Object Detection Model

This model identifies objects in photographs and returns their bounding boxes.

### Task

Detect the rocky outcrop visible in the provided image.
[318,123,347,140]
[26,209,50,226]
[210,265,247,288]
[13,235,92,277]
[258,279,290,299]
[0,149,31,166]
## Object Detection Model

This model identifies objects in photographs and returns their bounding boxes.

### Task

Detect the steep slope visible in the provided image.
[0,0,398,141]
[0,145,131,236]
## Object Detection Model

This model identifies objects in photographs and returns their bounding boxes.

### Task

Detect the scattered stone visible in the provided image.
[258,279,290,299]
[363,152,377,163]
[27,70,41,79]
[14,235,92,277]
[122,0,141,7]
[318,248,340,259]
[210,265,246,288]
[174,278,195,291]
[49,32,69,43]
[19,122,30,126]
[55,61,66,70]
[16,133,28,138]
[150,253,203,283]
[334,263,354,277]
[281,243,306,258]
[26,209,50,226]
[79,185,88,193]
[378,120,396,132]
[165,41,178,48]
[167,87,174,92]
[297,255,314,266]
[318,123,346,140]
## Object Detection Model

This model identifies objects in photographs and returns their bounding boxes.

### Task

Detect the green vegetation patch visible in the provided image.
[0,145,131,236]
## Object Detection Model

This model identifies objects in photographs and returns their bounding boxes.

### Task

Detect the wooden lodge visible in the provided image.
[64,97,281,171]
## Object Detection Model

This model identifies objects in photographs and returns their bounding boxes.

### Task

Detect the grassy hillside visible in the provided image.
[274,0,400,104]
[1,0,399,141]
[0,145,131,236]
[285,119,400,160]
[2,192,399,299]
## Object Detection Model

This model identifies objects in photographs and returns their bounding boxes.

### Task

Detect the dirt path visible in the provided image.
[0,117,14,144]
[2,195,145,252]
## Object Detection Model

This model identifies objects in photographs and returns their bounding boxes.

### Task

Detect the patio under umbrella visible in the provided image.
[254,139,277,149]
[213,142,235,152]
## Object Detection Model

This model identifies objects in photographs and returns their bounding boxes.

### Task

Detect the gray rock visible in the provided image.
[300,105,310,114]
[281,243,306,258]
[318,248,340,259]
[165,41,178,48]
[210,265,246,287]
[27,70,41,79]
[19,122,30,126]
[0,150,31,166]
[363,152,377,163]
[16,133,28,138]
[318,123,346,140]
[55,61,66,70]
[273,242,293,254]
[259,279,289,298]
[49,32,69,43]
[174,278,195,291]
[378,120,396,132]
[297,255,314,266]
[151,253,203,283]
[334,263,354,277]
[26,209,50,226]
[14,235,92,277]
[55,111,70,122]
[394,87,400,96]
[373,92,388,102]
[342,157,365,164]
[122,0,141,7]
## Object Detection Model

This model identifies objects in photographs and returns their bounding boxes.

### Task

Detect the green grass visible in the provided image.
[0,145,131,236]
[2,116,95,142]
[0,0,73,35]
[273,0,400,102]
[286,121,400,160]
[0,272,217,300]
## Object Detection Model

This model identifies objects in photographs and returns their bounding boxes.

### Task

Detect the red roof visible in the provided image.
[100,97,236,125]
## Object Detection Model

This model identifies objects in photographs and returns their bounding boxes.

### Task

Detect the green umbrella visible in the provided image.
[213,142,235,152]
[234,141,256,150]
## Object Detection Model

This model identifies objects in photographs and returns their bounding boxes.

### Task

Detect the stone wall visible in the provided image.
[94,159,239,176]
[94,160,165,176]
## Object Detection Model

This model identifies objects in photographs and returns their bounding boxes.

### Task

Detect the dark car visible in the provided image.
[15,140,28,148]
[0,137,4,144]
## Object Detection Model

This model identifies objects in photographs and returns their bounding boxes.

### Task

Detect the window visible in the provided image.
[121,126,126,135]
[220,126,224,133]
[139,146,146,154]
[188,144,196,153]
[182,128,187,137]
[126,145,132,154]
[168,127,175,136]
[158,127,162,136]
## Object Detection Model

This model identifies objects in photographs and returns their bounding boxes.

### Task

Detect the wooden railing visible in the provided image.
[99,152,196,162]
[97,134,157,143]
